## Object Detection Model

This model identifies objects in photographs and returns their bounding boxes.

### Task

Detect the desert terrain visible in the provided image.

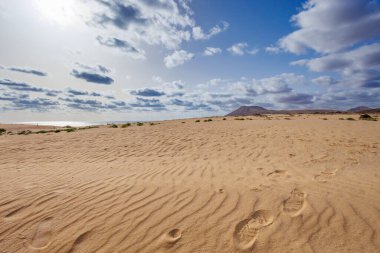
[0,114,379,253]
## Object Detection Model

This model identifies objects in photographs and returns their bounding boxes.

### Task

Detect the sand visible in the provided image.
[0,114,379,252]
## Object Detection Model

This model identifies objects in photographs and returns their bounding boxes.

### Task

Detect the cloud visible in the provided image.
[293,43,380,88]
[6,67,47,77]
[203,47,222,56]
[265,46,281,54]
[192,21,229,40]
[164,50,194,68]
[67,88,102,97]
[91,0,194,49]
[239,73,305,96]
[0,79,59,94]
[276,93,314,105]
[95,0,146,29]
[0,79,44,92]
[60,97,127,111]
[169,98,214,111]
[2,94,59,111]
[14,98,59,110]
[279,0,380,54]
[0,65,47,76]
[130,88,165,97]
[318,89,380,108]
[129,97,166,110]
[96,36,145,59]
[71,69,114,85]
[228,42,248,55]
[228,43,258,56]
[312,76,339,86]
[75,62,110,74]
[274,0,380,92]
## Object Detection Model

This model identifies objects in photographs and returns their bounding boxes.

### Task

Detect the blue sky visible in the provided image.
[1,0,380,122]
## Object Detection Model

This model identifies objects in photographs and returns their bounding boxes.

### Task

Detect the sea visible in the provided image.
[8,121,135,127]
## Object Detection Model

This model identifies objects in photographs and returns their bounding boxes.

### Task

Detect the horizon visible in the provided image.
[1,0,380,121]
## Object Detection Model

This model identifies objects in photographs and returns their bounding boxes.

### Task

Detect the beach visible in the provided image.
[0,114,379,252]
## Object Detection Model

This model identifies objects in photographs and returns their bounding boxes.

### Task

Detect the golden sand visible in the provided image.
[0,115,379,252]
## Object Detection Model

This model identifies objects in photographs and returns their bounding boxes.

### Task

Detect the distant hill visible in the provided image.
[226,106,267,116]
[347,106,372,112]
[227,105,380,116]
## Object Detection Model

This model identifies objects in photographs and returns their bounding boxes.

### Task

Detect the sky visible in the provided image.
[1,0,380,122]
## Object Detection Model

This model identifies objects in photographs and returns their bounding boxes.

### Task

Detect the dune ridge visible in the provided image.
[0,115,380,252]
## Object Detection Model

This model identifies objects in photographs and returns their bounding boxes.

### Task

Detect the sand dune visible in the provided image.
[1,115,380,252]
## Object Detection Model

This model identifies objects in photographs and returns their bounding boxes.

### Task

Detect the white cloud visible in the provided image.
[249,73,305,95]
[293,43,380,88]
[228,42,248,55]
[248,48,259,55]
[277,0,380,89]
[203,47,222,56]
[152,76,164,83]
[265,46,281,54]
[228,42,258,56]
[164,50,194,68]
[192,21,229,40]
[279,0,380,54]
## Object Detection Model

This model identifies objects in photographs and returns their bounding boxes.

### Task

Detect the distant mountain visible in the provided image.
[226,106,267,116]
[347,106,372,112]
[226,106,338,116]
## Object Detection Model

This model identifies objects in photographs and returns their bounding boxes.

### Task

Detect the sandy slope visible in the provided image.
[0,115,379,253]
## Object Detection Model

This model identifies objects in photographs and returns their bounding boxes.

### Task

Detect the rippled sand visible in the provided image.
[1,115,379,252]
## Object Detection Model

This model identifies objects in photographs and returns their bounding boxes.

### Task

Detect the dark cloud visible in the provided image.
[140,0,174,9]
[95,0,146,29]
[7,97,59,111]
[112,100,127,106]
[129,97,166,110]
[277,93,314,105]
[0,79,59,94]
[7,67,47,77]
[186,103,214,111]
[170,98,214,111]
[209,93,233,98]
[67,89,88,96]
[60,97,127,111]
[66,88,102,97]
[71,70,114,85]
[45,91,60,97]
[167,92,185,97]
[0,87,58,111]
[130,88,165,97]
[0,79,43,92]
[170,98,193,107]
[96,36,144,58]
[316,89,380,108]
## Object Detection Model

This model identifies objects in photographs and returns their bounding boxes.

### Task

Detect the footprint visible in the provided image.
[314,168,338,182]
[233,210,274,250]
[68,231,92,253]
[267,169,287,177]
[160,229,182,248]
[29,217,53,250]
[283,188,306,217]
